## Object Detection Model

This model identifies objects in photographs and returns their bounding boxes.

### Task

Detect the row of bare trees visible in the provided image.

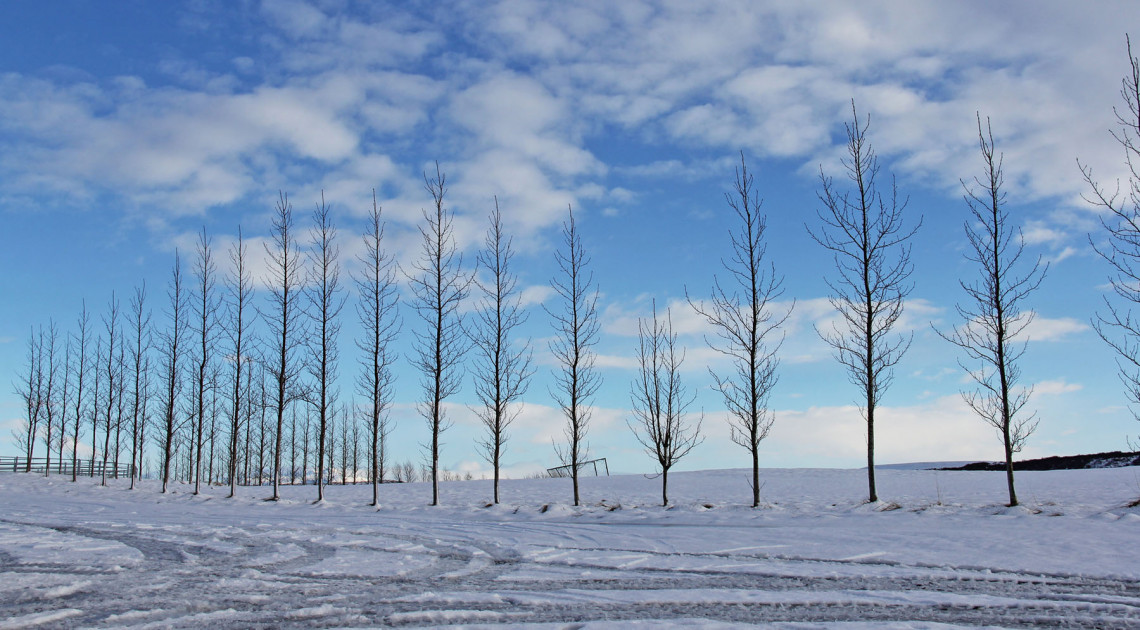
[8,161,600,507]
[0,112,1065,511]
[0,109,1073,512]
[14,36,1140,510]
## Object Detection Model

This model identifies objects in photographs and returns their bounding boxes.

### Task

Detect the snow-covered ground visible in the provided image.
[1,467,1139,628]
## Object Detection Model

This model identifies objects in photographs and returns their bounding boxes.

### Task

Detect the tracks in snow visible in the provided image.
[1,516,1138,628]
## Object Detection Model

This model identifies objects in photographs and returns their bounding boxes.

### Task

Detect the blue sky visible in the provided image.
[1,0,1138,478]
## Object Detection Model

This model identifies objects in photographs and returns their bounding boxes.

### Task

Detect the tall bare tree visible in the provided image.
[1082,35,1140,442]
[307,194,345,502]
[112,341,126,478]
[630,302,703,506]
[350,415,361,484]
[289,406,299,484]
[406,163,472,507]
[88,336,103,477]
[191,229,219,495]
[226,226,252,498]
[263,193,307,501]
[688,156,789,508]
[14,326,44,471]
[256,364,269,485]
[207,364,221,484]
[940,116,1046,507]
[338,402,351,484]
[40,321,60,476]
[100,294,120,486]
[546,206,600,507]
[472,199,533,504]
[300,408,311,484]
[355,193,400,506]
[160,253,187,493]
[242,351,256,485]
[70,303,90,482]
[808,102,920,503]
[137,355,152,481]
[56,333,73,475]
[128,283,151,488]
[325,404,338,486]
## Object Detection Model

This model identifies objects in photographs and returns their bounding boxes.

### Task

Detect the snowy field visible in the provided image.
[1,467,1139,628]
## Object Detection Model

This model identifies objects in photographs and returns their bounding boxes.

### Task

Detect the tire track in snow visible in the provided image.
[2,515,1139,628]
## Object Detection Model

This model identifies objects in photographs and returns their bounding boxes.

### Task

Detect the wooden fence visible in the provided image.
[0,456,134,479]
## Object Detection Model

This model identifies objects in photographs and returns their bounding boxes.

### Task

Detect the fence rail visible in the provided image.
[547,457,609,478]
[0,456,134,479]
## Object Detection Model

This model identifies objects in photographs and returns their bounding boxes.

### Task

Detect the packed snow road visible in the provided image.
[2,468,1139,628]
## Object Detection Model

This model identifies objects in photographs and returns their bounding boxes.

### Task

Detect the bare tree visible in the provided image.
[355,193,401,506]
[289,407,299,484]
[939,116,1046,507]
[137,356,152,482]
[40,321,60,476]
[306,194,345,502]
[688,156,789,508]
[242,352,256,485]
[14,327,44,471]
[262,193,307,501]
[205,364,220,484]
[300,409,311,485]
[100,294,121,486]
[128,283,151,488]
[88,336,103,477]
[325,405,338,486]
[1082,35,1140,442]
[70,303,90,482]
[338,402,351,484]
[190,229,219,495]
[160,253,188,493]
[56,332,73,475]
[472,199,534,504]
[112,341,126,478]
[405,163,472,506]
[256,366,270,486]
[629,302,703,506]
[226,227,253,497]
[350,414,361,484]
[808,102,920,503]
[546,206,601,507]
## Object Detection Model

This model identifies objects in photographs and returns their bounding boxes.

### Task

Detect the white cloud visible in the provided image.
[1032,379,1083,396]
[1022,314,1089,342]
[594,353,639,371]
[261,0,329,39]
[761,395,1034,467]
[2,0,1134,254]
[1022,220,1066,246]
[519,284,555,308]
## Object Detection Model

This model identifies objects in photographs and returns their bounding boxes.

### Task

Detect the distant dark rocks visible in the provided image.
[939,451,1140,471]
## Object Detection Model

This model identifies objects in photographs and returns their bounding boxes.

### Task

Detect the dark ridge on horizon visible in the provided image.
[940,451,1140,472]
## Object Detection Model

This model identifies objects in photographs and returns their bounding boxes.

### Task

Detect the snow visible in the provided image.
[0,467,1138,627]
